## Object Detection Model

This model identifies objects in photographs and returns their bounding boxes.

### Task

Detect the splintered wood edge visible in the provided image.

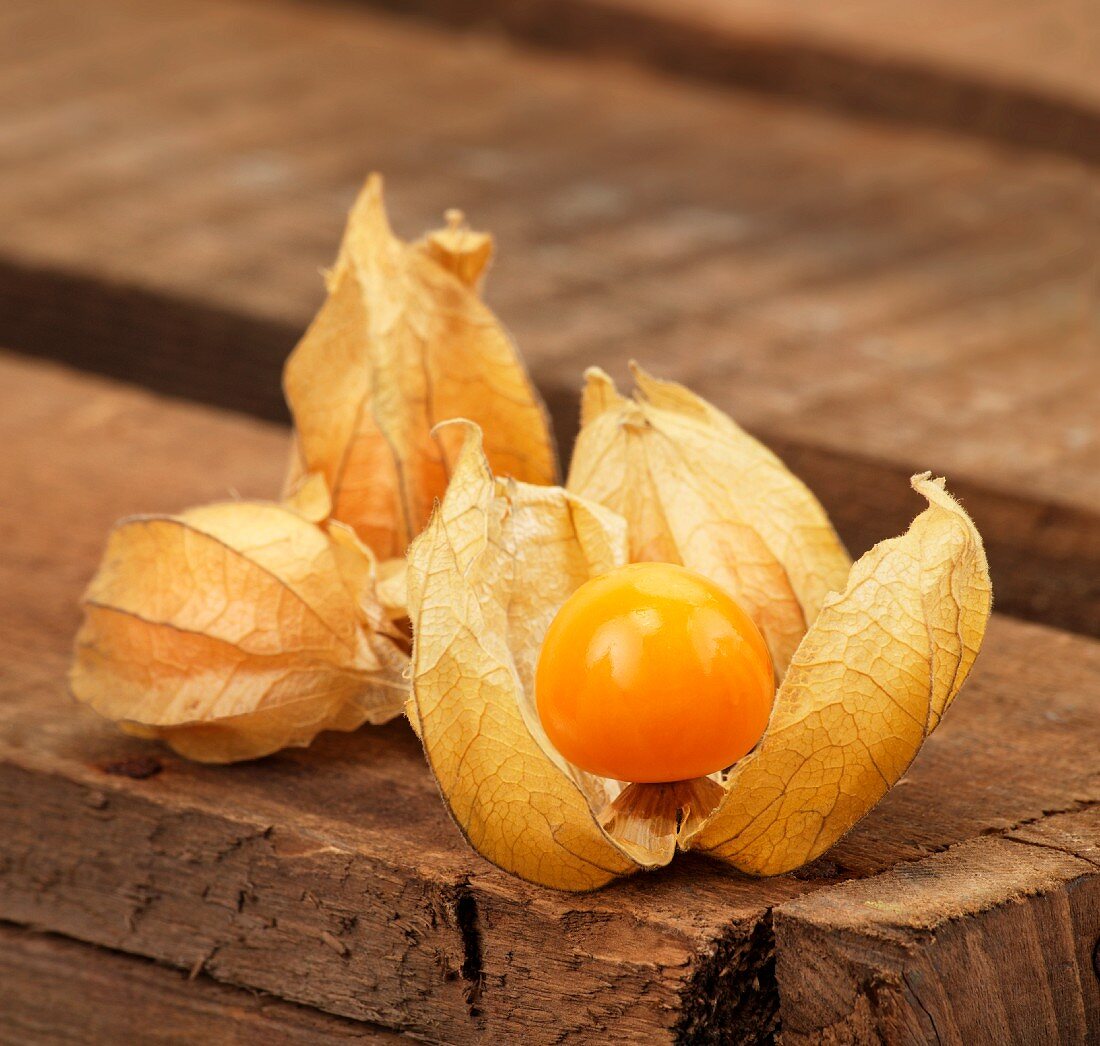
[2,743,1097,1042]
[0,922,403,1044]
[0,754,783,1044]
[773,805,1100,1042]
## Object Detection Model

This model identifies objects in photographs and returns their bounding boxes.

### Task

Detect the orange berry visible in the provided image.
[536,562,774,783]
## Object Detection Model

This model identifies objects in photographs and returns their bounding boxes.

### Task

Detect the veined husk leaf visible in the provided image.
[283,174,558,563]
[71,494,408,763]
[407,422,643,890]
[413,419,991,889]
[568,365,851,677]
[681,473,992,875]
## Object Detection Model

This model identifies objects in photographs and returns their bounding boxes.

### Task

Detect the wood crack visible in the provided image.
[1001,833,1100,872]
[901,970,945,1045]
[449,880,485,1022]
[676,912,779,1045]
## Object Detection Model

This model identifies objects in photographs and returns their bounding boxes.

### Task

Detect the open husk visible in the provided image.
[71,177,557,761]
[71,486,407,762]
[410,396,991,889]
[70,175,993,874]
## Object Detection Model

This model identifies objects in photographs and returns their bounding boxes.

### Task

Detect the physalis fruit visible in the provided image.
[536,562,774,783]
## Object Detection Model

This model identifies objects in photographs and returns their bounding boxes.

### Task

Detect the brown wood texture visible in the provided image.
[0,923,401,1044]
[776,807,1100,1044]
[1,0,1097,638]
[367,0,1100,161]
[2,351,1099,1042]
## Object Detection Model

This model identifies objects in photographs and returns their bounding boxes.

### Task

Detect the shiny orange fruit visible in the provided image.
[535,562,775,784]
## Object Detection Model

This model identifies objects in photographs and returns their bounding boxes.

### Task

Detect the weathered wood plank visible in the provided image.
[0,923,400,1044]
[0,353,804,1043]
[366,0,1100,160]
[774,807,1100,1043]
[597,0,1100,113]
[1,0,1096,636]
[3,352,1099,1040]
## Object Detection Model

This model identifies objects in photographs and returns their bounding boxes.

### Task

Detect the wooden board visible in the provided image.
[0,354,805,1044]
[775,806,1100,1043]
[2,352,1098,1042]
[1,0,1097,636]
[0,923,401,1044]
[602,0,1100,113]
[369,0,1100,160]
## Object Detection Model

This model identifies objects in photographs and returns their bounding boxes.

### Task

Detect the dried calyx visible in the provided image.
[282,175,557,559]
[72,479,407,762]
[407,370,991,890]
[71,178,992,890]
[70,176,557,761]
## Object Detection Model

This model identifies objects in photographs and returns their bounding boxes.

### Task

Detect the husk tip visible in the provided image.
[430,416,483,450]
[910,470,945,492]
[583,364,615,386]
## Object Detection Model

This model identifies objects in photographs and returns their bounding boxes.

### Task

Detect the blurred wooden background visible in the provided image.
[0,1,1097,1043]
[4,0,1097,634]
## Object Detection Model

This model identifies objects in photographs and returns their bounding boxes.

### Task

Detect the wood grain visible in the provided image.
[0,923,401,1044]
[2,352,1099,1041]
[0,353,805,1042]
[1,0,1096,636]
[776,807,1100,1043]
[367,0,1100,160]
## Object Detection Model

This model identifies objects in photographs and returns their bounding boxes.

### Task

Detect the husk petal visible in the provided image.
[568,366,851,676]
[283,174,558,561]
[683,474,992,874]
[71,499,408,763]
[407,423,644,890]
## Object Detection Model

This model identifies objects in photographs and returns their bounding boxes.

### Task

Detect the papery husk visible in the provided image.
[283,174,558,562]
[681,473,992,875]
[412,414,992,888]
[568,365,851,677]
[71,494,408,763]
[407,422,646,890]
[417,208,494,291]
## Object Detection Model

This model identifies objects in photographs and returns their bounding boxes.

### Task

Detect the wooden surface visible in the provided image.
[1,0,1097,638]
[601,0,1099,110]
[777,807,1100,1043]
[370,0,1100,159]
[1,355,805,1044]
[0,923,401,1044]
[1,352,1098,1042]
[2,0,1099,1040]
